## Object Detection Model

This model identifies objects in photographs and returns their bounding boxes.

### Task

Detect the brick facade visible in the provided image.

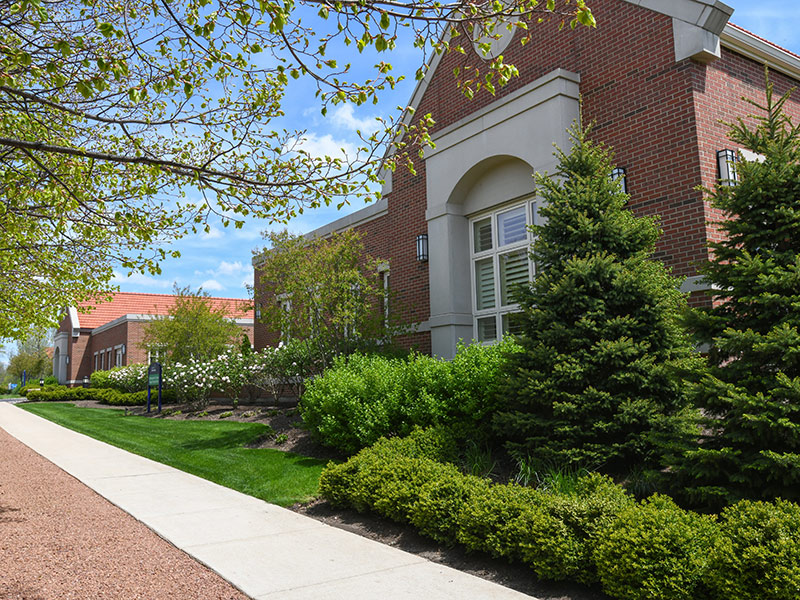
[253,0,800,357]
[54,293,254,386]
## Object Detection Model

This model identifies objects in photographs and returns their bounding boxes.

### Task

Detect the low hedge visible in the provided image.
[319,428,800,600]
[25,385,176,406]
[302,339,521,455]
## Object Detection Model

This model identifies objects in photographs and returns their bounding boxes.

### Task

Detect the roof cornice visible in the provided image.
[721,25,800,81]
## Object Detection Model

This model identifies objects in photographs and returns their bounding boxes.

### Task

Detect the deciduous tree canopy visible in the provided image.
[0,0,592,338]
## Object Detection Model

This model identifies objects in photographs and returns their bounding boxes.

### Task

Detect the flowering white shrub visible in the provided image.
[105,364,148,392]
[91,340,320,406]
[163,358,218,404]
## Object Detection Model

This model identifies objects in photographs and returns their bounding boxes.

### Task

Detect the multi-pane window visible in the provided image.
[470,201,537,343]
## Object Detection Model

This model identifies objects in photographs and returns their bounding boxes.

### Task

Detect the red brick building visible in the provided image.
[254,0,800,359]
[53,293,253,385]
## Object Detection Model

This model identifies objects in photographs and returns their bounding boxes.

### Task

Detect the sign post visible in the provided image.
[146,362,163,414]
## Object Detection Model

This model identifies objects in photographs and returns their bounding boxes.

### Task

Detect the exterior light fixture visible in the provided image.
[83,376,90,388]
[416,234,429,263]
[717,149,738,186]
[610,167,627,194]
[39,378,44,387]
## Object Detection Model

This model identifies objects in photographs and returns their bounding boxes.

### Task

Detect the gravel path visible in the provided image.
[0,427,251,600]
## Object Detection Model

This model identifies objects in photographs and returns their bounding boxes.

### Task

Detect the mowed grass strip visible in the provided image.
[21,403,327,507]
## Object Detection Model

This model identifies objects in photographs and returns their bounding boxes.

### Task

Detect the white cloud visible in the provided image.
[200,279,225,292]
[292,133,357,160]
[330,104,381,133]
[217,260,246,276]
[202,226,225,240]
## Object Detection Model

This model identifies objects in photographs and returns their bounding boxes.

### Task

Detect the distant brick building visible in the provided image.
[254,0,800,358]
[53,292,253,386]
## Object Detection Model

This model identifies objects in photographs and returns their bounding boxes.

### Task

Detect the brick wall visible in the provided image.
[254,0,800,354]
[694,47,800,248]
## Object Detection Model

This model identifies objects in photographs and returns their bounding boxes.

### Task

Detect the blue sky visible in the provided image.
[2,1,798,365]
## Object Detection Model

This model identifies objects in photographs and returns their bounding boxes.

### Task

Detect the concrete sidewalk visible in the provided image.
[0,404,535,600]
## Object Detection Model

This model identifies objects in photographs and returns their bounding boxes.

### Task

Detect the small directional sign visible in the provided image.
[147,362,163,413]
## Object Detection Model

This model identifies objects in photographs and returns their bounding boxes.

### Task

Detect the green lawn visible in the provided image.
[21,403,327,507]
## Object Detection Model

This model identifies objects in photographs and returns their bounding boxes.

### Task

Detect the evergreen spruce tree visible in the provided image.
[679,77,800,509]
[493,124,702,477]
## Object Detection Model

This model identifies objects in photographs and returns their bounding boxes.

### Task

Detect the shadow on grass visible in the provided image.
[176,426,269,451]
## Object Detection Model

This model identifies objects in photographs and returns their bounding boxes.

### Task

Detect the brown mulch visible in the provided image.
[0,427,249,600]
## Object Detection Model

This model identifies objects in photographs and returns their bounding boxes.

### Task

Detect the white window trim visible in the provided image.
[469,198,538,343]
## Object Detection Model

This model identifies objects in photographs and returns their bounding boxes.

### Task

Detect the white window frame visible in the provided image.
[277,293,292,341]
[378,263,390,331]
[469,198,538,343]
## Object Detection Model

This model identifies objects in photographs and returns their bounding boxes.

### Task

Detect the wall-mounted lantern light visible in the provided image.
[717,149,738,186]
[416,234,429,263]
[610,167,627,194]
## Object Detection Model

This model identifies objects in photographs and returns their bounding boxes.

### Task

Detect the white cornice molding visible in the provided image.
[67,306,80,337]
[90,314,254,335]
[721,25,800,81]
[622,0,733,35]
[427,69,580,157]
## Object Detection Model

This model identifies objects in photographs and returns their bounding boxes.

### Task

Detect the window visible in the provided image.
[278,294,292,340]
[470,201,537,342]
[93,353,98,372]
[115,347,124,367]
[99,350,105,370]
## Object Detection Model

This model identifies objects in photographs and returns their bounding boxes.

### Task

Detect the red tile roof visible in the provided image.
[74,292,253,330]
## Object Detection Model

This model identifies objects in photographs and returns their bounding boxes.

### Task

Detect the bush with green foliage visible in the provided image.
[593,495,719,600]
[320,428,631,583]
[90,365,148,392]
[679,79,800,509]
[493,124,703,476]
[707,500,800,599]
[321,428,800,599]
[24,385,176,405]
[302,339,520,454]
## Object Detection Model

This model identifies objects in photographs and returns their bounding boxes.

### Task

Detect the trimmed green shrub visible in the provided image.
[593,495,719,600]
[708,499,800,600]
[410,469,489,544]
[319,427,458,509]
[457,473,632,584]
[302,339,520,455]
[24,385,176,406]
[321,428,800,599]
[320,428,631,584]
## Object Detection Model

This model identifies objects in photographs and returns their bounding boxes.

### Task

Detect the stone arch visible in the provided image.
[447,155,535,216]
[423,69,579,358]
